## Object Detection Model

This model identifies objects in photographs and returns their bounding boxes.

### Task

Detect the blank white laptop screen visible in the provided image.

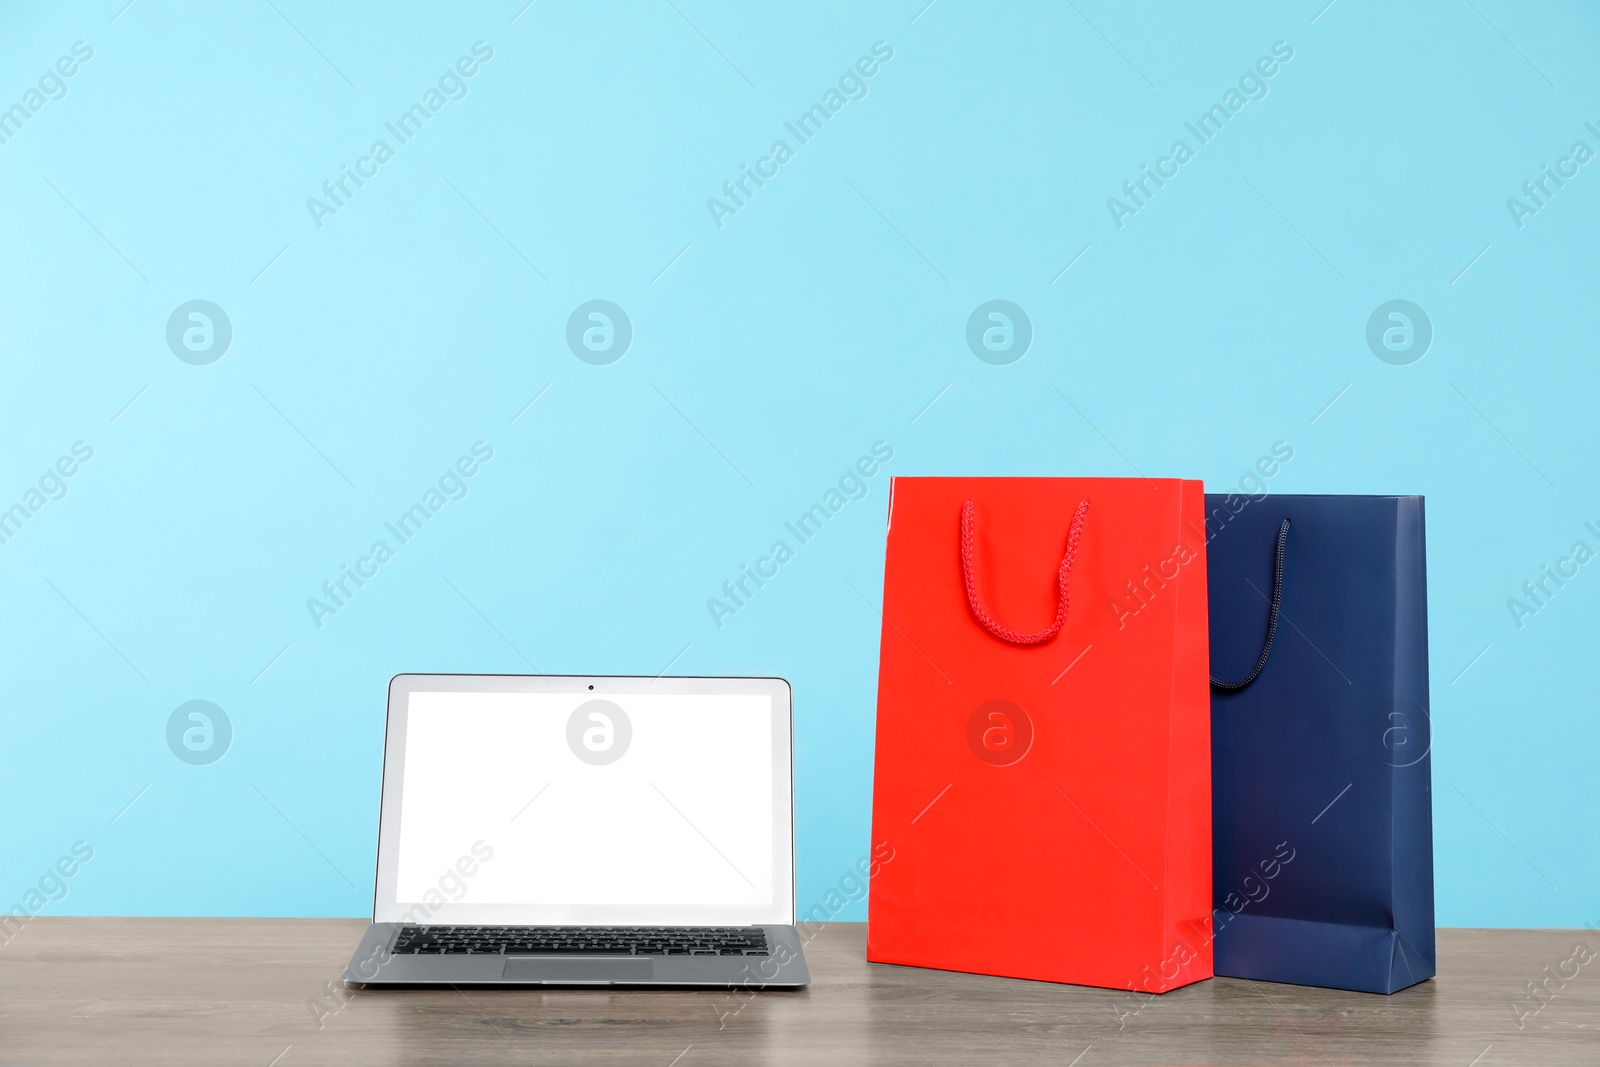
[376,682,791,927]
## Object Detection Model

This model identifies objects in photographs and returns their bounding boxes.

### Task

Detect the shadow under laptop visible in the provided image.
[373,983,803,1064]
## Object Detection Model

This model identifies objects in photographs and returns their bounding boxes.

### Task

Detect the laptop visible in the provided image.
[343,673,809,987]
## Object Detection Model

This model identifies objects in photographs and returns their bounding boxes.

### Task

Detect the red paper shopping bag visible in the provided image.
[867,477,1213,992]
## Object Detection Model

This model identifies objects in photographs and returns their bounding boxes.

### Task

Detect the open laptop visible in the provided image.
[343,673,809,987]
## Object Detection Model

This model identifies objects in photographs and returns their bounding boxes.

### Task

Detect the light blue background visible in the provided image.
[2,0,1596,927]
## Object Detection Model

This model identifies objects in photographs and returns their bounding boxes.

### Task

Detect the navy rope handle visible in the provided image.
[1211,518,1291,691]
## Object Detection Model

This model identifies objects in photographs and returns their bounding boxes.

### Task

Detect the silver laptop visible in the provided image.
[344,673,809,987]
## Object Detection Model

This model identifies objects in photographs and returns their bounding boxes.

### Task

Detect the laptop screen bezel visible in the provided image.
[371,673,795,927]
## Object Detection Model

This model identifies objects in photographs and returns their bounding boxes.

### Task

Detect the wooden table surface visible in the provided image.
[2,919,1596,1065]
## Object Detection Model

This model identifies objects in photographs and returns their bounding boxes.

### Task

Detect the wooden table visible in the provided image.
[2,919,1595,1065]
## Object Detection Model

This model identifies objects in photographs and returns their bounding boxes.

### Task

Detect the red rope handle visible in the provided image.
[960,498,1090,645]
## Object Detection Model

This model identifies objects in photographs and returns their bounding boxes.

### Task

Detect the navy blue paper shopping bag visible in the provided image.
[1206,494,1434,994]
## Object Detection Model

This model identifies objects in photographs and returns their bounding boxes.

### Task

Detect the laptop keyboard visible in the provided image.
[390,925,770,956]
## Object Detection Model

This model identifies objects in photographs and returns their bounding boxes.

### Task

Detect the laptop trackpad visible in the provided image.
[502,957,654,983]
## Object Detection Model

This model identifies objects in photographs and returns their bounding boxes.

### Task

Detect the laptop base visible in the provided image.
[344,923,811,987]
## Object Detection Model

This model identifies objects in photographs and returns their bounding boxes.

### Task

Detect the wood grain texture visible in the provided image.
[1,920,1596,1065]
